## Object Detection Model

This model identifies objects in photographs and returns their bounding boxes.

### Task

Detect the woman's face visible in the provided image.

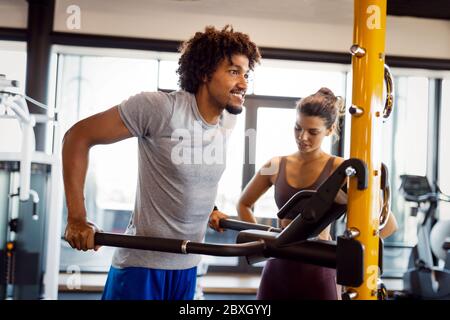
[294,113,332,154]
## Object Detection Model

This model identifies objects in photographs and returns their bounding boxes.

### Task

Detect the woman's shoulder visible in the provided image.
[262,156,283,168]
[331,156,345,169]
[259,156,283,177]
[260,155,293,183]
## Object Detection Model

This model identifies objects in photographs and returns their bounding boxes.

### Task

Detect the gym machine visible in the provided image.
[94,158,374,299]
[0,74,63,299]
[397,175,450,299]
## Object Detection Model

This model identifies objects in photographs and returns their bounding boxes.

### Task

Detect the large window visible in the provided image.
[57,51,159,271]
[390,76,429,243]
[380,76,430,277]
[254,107,297,217]
[158,54,180,90]
[0,41,27,153]
[0,40,26,91]
[215,111,246,216]
[203,110,246,268]
[342,72,433,277]
[253,60,347,97]
[343,75,430,242]
[251,60,347,219]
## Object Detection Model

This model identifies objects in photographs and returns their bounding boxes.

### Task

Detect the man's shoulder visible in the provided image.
[163,90,194,100]
[136,90,194,98]
[129,90,193,112]
[163,90,196,108]
[136,90,192,100]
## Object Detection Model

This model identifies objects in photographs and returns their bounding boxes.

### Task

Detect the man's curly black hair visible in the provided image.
[177,25,261,93]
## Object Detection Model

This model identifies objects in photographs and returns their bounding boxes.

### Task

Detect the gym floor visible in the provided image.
[58,292,256,300]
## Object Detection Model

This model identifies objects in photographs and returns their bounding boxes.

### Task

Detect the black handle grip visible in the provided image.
[94,232,265,257]
[219,219,281,233]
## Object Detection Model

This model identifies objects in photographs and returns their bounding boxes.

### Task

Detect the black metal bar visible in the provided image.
[25,0,55,151]
[385,56,450,70]
[219,218,282,233]
[387,0,450,21]
[260,47,350,64]
[51,32,181,53]
[236,229,337,269]
[266,240,337,269]
[384,243,414,249]
[187,241,265,256]
[94,232,265,257]
[95,233,183,253]
[95,229,337,270]
[0,28,27,42]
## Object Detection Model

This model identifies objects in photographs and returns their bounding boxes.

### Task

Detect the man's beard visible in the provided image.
[225,104,243,115]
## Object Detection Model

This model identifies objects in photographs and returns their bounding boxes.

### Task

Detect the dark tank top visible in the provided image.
[275,156,336,217]
[257,155,339,300]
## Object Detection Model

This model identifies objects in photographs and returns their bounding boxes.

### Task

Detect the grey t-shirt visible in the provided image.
[112,90,236,270]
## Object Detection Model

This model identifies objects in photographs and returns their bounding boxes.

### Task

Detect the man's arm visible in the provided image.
[63,106,132,251]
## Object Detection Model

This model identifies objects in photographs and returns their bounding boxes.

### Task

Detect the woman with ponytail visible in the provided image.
[237,88,397,299]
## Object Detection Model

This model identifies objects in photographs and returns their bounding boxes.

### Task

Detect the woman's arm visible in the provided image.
[237,157,280,223]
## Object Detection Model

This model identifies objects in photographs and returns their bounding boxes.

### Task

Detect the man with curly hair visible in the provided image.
[62,25,261,300]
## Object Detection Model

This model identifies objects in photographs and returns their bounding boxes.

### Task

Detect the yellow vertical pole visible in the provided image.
[347,0,387,299]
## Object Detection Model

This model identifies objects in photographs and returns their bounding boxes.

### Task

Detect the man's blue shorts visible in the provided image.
[101,265,197,300]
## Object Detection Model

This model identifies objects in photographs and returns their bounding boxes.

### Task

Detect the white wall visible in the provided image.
[0,0,27,28]
[1,0,449,59]
[386,17,450,59]
[53,3,354,53]
[52,0,450,60]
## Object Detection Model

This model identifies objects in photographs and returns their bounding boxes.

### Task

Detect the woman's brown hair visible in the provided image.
[296,87,345,139]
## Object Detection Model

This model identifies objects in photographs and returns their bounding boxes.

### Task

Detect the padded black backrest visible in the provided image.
[275,189,347,245]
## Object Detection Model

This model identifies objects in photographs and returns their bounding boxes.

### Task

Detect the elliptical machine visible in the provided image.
[399,175,450,299]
